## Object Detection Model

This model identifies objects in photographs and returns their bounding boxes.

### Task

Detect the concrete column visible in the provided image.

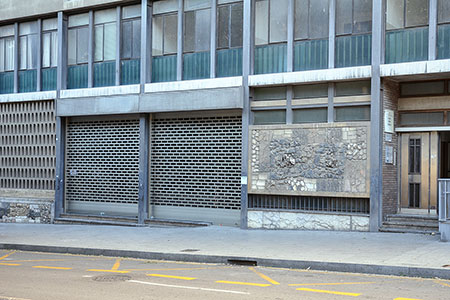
[328,0,336,68]
[37,19,42,92]
[115,7,121,86]
[141,0,152,85]
[88,11,94,88]
[328,83,334,123]
[177,0,183,80]
[13,23,19,93]
[210,0,217,78]
[54,117,66,219]
[429,0,437,61]
[287,0,294,72]
[138,115,150,224]
[286,86,293,124]
[57,12,67,92]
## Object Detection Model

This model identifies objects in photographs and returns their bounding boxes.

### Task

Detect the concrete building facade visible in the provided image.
[0,0,449,239]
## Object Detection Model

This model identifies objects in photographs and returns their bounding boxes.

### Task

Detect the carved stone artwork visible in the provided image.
[250,124,369,197]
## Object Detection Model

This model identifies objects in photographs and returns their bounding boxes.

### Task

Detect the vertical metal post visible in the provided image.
[328,83,334,123]
[116,6,121,86]
[287,0,294,72]
[13,22,19,93]
[210,0,217,78]
[328,0,336,68]
[369,0,383,232]
[57,12,67,92]
[88,11,94,88]
[177,0,183,81]
[37,19,42,92]
[429,0,437,61]
[138,115,150,225]
[141,0,152,85]
[286,86,293,124]
[54,117,66,219]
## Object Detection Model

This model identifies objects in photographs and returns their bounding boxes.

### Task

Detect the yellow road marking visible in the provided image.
[7,259,64,263]
[216,280,271,287]
[249,267,280,285]
[87,269,129,273]
[125,267,211,271]
[435,279,450,288]
[0,251,16,261]
[0,296,32,300]
[111,258,121,270]
[0,263,21,266]
[147,274,197,280]
[297,288,360,297]
[32,266,72,270]
[393,298,423,300]
[289,282,375,286]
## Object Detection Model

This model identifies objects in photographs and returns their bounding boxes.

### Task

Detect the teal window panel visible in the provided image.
[67,65,88,89]
[0,72,14,94]
[121,59,140,85]
[335,34,372,68]
[183,51,210,80]
[294,39,328,71]
[151,55,177,83]
[41,68,57,91]
[254,44,287,74]
[216,48,242,77]
[19,70,37,93]
[438,24,450,59]
[385,27,428,64]
[94,61,116,87]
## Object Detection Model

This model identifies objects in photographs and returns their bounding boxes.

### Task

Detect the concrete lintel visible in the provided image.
[249,66,372,87]
[380,59,450,78]
[0,91,57,103]
[140,87,243,113]
[144,76,243,93]
[57,95,140,116]
[60,85,140,99]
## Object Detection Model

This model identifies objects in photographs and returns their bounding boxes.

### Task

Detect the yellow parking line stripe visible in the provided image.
[124,267,212,271]
[32,266,72,270]
[147,274,197,280]
[435,279,450,288]
[289,282,375,286]
[249,267,280,285]
[393,298,423,300]
[87,269,129,273]
[112,258,121,270]
[0,263,21,266]
[216,280,271,287]
[7,259,65,263]
[0,251,16,261]
[297,288,360,296]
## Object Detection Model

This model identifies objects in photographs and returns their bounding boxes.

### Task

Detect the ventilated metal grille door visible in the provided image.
[0,100,56,190]
[150,114,242,223]
[65,118,140,216]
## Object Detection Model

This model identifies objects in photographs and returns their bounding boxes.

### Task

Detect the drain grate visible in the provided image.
[227,259,257,266]
[92,274,132,282]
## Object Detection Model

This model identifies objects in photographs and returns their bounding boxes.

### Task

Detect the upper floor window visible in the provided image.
[19,21,38,71]
[386,0,429,30]
[217,0,243,50]
[0,25,15,72]
[438,0,450,24]
[184,0,211,53]
[94,9,117,63]
[68,13,89,66]
[294,0,329,41]
[42,18,58,69]
[336,0,372,35]
[121,5,141,61]
[255,0,288,45]
[153,0,177,56]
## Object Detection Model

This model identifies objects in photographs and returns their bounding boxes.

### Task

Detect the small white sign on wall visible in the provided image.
[384,109,394,133]
[385,146,394,164]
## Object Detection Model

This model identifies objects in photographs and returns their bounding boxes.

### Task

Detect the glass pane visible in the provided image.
[310,0,329,39]
[293,84,328,99]
[230,3,243,47]
[68,13,89,28]
[51,32,58,67]
[184,11,195,52]
[406,0,429,27]
[0,25,14,37]
[438,0,450,24]
[164,14,178,54]
[122,21,132,59]
[400,112,444,125]
[294,0,308,40]
[0,39,4,72]
[293,108,327,123]
[19,36,27,70]
[43,18,58,31]
[95,8,116,25]
[253,110,286,125]
[19,21,37,35]
[132,19,141,58]
[77,27,89,64]
[217,5,230,48]
[335,81,371,96]
[68,29,77,65]
[336,0,353,35]
[400,81,445,96]
[335,106,371,121]
[122,5,141,19]
[153,0,178,14]
[4,37,15,71]
[386,0,404,30]
[255,0,269,45]
[104,22,116,61]
[269,0,288,43]
[253,87,287,100]
[184,0,211,11]
[94,25,104,62]
[354,0,372,33]
[193,9,211,52]
[28,34,38,69]
[152,16,163,56]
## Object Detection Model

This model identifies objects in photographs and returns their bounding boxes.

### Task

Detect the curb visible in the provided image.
[1,243,449,280]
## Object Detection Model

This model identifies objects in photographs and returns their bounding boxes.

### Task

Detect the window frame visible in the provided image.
[94,9,117,63]
[386,0,430,31]
[152,11,178,57]
[0,25,15,73]
[42,19,58,69]
[254,0,289,46]
[216,1,243,50]
[183,7,211,54]
[67,15,89,66]
[19,21,38,71]
[121,9,141,60]
[335,0,372,36]
[294,0,329,41]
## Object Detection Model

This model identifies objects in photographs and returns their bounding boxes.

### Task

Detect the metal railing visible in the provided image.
[438,179,450,222]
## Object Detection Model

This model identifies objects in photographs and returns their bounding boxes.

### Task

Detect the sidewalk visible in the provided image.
[1,223,450,279]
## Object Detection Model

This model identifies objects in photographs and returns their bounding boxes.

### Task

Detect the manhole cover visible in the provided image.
[180,249,200,252]
[92,274,131,282]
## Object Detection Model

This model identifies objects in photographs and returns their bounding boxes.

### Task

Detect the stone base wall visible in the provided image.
[0,199,53,224]
[248,210,369,231]
[440,222,450,242]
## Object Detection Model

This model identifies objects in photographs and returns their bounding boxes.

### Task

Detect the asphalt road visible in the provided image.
[0,249,449,300]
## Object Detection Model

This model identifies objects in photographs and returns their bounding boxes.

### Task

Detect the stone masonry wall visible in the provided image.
[0,199,53,223]
[250,123,370,197]
[382,79,400,217]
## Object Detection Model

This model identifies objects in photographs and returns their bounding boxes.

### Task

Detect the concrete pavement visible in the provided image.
[1,223,450,279]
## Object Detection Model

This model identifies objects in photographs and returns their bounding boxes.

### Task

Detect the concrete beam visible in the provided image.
[57,95,140,116]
